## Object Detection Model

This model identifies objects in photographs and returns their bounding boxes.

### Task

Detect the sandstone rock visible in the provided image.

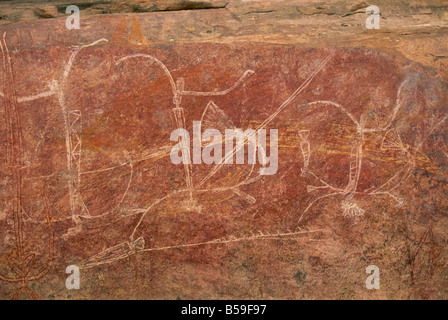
[0,0,447,300]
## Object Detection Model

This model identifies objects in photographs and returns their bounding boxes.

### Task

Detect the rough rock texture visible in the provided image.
[0,0,447,300]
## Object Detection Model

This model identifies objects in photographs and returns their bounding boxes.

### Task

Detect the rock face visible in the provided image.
[0,1,447,300]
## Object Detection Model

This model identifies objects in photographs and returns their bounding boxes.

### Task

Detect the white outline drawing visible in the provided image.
[295,79,418,222]
[0,31,54,300]
[79,52,334,267]
[1,36,446,274]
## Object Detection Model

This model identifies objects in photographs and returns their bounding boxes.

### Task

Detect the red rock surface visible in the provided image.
[0,3,448,300]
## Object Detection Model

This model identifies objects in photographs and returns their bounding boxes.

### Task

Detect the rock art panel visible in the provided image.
[0,25,447,299]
